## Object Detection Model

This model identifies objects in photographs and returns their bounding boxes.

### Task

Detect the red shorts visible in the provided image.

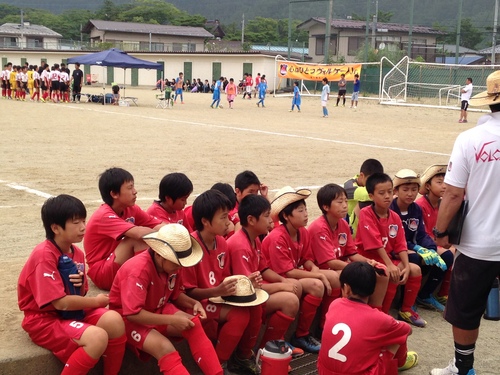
[124,303,180,360]
[22,308,109,362]
[87,252,121,290]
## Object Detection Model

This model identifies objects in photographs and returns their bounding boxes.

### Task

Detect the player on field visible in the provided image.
[290,81,301,112]
[336,73,347,107]
[84,167,164,290]
[109,224,223,375]
[18,195,126,375]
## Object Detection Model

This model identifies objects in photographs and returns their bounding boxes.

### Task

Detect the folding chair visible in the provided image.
[155,92,168,109]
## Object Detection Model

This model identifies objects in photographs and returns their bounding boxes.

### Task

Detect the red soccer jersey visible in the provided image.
[183,231,229,290]
[109,250,183,316]
[261,224,314,277]
[355,206,407,263]
[228,201,240,226]
[318,298,411,375]
[415,195,437,238]
[18,240,88,315]
[146,201,192,232]
[183,205,195,232]
[226,229,268,276]
[308,216,357,269]
[84,203,162,267]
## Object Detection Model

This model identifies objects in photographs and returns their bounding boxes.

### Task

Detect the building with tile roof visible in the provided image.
[0,22,62,49]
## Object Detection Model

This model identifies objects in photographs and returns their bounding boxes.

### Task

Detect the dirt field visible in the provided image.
[0,86,498,374]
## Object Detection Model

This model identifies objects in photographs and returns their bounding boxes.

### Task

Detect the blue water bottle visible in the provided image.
[57,254,85,320]
[484,277,500,321]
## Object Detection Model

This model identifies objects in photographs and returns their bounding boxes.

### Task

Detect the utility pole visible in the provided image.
[408,0,414,58]
[364,0,370,61]
[20,9,24,49]
[371,0,378,48]
[324,0,333,63]
[455,0,463,65]
[492,0,499,64]
[241,14,245,44]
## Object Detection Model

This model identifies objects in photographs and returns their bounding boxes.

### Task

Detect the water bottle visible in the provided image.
[484,277,500,321]
[256,340,292,375]
[57,254,85,320]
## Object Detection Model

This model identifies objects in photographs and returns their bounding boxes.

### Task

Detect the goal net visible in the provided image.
[380,56,499,108]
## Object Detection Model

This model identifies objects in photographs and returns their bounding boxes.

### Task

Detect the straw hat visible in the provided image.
[419,164,447,195]
[270,186,311,221]
[209,275,269,307]
[393,169,421,189]
[469,70,500,107]
[143,224,203,267]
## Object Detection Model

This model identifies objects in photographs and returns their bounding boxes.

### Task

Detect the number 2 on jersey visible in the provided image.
[328,323,352,363]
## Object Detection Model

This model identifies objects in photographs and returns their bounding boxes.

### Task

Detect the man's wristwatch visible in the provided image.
[432,227,449,238]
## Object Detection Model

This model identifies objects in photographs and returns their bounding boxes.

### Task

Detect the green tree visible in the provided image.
[351,10,393,23]
[436,18,482,49]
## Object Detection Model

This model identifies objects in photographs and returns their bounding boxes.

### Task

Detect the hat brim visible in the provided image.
[270,189,311,221]
[393,177,420,190]
[143,234,203,268]
[419,165,447,195]
[469,90,500,107]
[209,288,269,307]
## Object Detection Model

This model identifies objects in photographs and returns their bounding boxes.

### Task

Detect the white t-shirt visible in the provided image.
[445,111,500,260]
[461,83,473,101]
[321,84,330,101]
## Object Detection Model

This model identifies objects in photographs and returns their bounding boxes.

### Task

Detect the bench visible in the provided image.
[123,97,138,106]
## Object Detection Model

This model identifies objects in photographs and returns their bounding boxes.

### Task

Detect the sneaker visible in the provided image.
[257,103,260,107]
[430,359,476,375]
[290,334,321,353]
[436,295,448,305]
[289,109,293,112]
[353,105,357,108]
[285,342,304,358]
[463,120,468,123]
[399,351,418,371]
[417,295,445,312]
[458,119,464,123]
[228,353,258,375]
[398,310,427,327]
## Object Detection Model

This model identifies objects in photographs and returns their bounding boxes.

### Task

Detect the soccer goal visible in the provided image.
[380,56,499,109]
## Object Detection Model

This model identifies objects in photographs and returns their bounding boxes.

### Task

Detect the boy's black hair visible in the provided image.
[192,190,232,231]
[317,183,347,214]
[360,159,384,176]
[467,77,473,83]
[158,172,193,203]
[340,261,376,297]
[41,195,87,240]
[239,195,271,226]
[278,199,306,224]
[322,77,329,83]
[211,182,237,210]
[98,167,134,206]
[234,170,261,192]
[366,173,392,194]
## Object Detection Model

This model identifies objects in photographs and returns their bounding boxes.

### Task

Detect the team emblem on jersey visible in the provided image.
[125,216,135,224]
[408,218,419,232]
[168,274,177,291]
[338,233,347,246]
[388,224,398,238]
[217,252,226,269]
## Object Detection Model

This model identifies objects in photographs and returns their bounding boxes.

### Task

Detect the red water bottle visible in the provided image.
[256,340,292,375]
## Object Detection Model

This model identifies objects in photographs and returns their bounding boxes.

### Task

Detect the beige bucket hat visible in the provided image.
[469,70,500,107]
[270,186,311,221]
[143,224,203,267]
[393,169,421,189]
[209,275,269,307]
[419,164,447,195]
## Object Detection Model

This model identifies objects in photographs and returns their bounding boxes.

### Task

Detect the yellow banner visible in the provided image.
[277,62,362,81]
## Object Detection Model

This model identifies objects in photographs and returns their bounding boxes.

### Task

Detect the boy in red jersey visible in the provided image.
[18,195,126,375]
[262,186,341,353]
[415,164,452,305]
[109,224,223,375]
[183,190,260,374]
[147,172,193,232]
[318,262,418,375]
[308,183,388,312]
[84,167,164,290]
[355,173,426,327]
[226,194,302,352]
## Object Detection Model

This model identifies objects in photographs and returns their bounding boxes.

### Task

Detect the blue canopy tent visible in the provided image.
[67,48,163,103]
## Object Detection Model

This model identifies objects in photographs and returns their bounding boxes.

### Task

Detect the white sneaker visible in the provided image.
[430,359,476,375]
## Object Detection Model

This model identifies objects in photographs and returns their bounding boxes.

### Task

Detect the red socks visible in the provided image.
[260,310,294,348]
[296,294,322,337]
[103,334,126,375]
[61,347,99,375]
[438,269,452,297]
[181,316,223,375]
[401,275,422,312]
[382,282,398,314]
[158,351,189,375]
[237,305,263,358]
[320,288,341,329]
[216,307,250,362]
